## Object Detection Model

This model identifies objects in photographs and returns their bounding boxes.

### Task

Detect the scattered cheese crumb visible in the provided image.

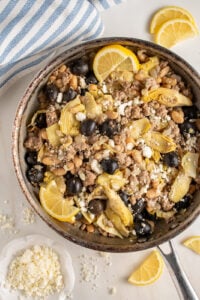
[108,286,117,295]
[75,112,86,122]
[6,245,64,298]
[0,211,16,234]
[56,92,63,103]
[118,100,132,116]
[102,83,108,94]
[22,207,35,224]
[142,146,152,158]
[79,254,100,284]
[91,159,103,174]
[126,142,134,150]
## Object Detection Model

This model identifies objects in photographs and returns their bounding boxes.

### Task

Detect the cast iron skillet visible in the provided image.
[12,38,200,299]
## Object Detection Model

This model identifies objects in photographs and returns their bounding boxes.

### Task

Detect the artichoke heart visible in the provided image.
[169,171,192,203]
[140,56,159,73]
[96,214,123,238]
[83,92,102,118]
[181,152,199,179]
[128,118,151,139]
[105,208,130,237]
[46,123,61,147]
[143,131,176,153]
[96,170,127,191]
[142,87,192,107]
[154,209,175,219]
[104,187,133,227]
[87,186,105,202]
[60,97,84,136]
[81,211,95,224]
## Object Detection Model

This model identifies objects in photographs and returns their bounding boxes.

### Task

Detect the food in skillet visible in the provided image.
[24,44,200,240]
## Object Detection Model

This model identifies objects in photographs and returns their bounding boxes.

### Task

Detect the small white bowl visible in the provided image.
[0,234,75,300]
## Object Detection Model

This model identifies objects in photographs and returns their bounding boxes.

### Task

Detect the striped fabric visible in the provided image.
[0,0,125,95]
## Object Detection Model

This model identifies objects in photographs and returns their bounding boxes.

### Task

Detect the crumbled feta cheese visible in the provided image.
[142,146,152,158]
[135,138,145,145]
[102,150,110,158]
[91,159,103,174]
[56,92,63,103]
[132,97,142,105]
[78,171,86,181]
[75,112,86,122]
[102,83,108,93]
[118,100,132,116]
[108,139,115,147]
[165,115,171,121]
[6,245,64,298]
[114,100,121,107]
[79,77,86,88]
[126,142,134,150]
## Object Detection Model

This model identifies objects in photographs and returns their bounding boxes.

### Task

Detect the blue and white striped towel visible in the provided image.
[0,0,125,95]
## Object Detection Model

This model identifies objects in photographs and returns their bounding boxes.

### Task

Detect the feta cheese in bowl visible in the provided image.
[0,235,75,300]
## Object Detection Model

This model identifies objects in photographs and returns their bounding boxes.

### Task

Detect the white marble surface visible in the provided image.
[0,0,200,299]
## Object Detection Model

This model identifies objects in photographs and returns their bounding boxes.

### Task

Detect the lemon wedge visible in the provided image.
[128,250,164,286]
[155,18,199,48]
[183,236,200,254]
[39,180,79,222]
[150,6,198,34]
[93,44,140,82]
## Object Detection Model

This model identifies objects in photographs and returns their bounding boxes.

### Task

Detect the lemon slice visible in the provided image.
[93,44,140,82]
[39,180,79,222]
[150,6,198,34]
[183,236,200,254]
[128,250,164,286]
[155,18,199,48]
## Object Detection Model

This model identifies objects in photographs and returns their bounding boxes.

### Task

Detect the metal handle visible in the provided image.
[157,240,199,300]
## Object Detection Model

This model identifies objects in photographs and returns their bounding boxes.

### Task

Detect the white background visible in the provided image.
[0,0,200,299]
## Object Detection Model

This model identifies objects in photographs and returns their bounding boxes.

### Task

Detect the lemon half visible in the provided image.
[93,44,140,82]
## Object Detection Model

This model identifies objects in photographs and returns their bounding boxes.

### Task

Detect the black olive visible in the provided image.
[179,121,197,135]
[163,151,179,167]
[64,171,74,180]
[100,158,119,175]
[63,88,77,102]
[141,208,156,221]
[132,198,146,215]
[45,84,58,102]
[75,212,83,220]
[80,88,88,96]
[71,60,89,76]
[182,106,199,120]
[85,72,98,84]
[134,213,145,222]
[67,176,83,195]
[25,151,38,166]
[80,119,97,136]
[135,220,152,237]
[119,190,129,206]
[35,113,47,129]
[88,199,106,215]
[26,165,45,185]
[174,195,192,211]
[99,119,119,138]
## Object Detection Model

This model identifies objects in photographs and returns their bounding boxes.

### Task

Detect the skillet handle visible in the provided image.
[157,240,198,300]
